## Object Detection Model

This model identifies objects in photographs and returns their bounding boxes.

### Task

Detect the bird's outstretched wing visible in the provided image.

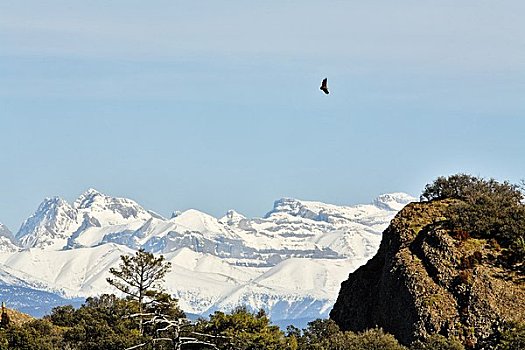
[320,78,329,94]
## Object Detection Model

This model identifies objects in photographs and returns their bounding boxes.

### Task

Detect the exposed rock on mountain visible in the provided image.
[330,199,525,348]
[0,223,18,252]
[0,223,13,240]
[219,209,246,226]
[16,197,80,250]
[15,189,157,250]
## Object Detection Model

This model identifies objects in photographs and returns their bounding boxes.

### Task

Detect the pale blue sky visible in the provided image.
[1,1,524,231]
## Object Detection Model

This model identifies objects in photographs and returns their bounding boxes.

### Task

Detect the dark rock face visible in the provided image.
[330,200,525,348]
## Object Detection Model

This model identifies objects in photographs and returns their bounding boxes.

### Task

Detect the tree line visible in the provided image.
[2,248,522,349]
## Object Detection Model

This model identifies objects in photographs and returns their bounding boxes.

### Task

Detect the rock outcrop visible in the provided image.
[330,199,525,348]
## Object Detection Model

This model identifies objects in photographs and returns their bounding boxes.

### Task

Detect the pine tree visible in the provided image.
[107,249,172,335]
[0,302,9,329]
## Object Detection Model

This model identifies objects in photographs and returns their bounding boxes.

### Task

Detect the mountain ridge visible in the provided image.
[1,189,416,325]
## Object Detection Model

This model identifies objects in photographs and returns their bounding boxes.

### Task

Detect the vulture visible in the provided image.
[320,78,329,94]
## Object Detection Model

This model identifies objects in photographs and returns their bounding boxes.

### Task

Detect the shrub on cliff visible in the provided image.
[420,174,485,202]
[421,174,525,262]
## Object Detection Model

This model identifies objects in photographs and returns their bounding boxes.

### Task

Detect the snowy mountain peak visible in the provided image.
[41,196,68,210]
[373,193,416,211]
[19,196,75,231]
[267,194,416,220]
[73,188,103,208]
[16,196,80,250]
[265,198,328,221]
[0,223,18,252]
[15,190,156,250]
[219,210,246,225]
[74,189,152,226]
[172,209,226,234]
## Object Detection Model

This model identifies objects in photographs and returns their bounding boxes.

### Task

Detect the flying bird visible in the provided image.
[320,78,329,94]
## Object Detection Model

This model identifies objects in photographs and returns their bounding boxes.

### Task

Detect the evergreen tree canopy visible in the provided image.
[106,249,172,335]
[196,306,295,350]
[107,249,171,304]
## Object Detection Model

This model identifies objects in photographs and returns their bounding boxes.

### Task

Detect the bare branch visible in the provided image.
[125,341,149,350]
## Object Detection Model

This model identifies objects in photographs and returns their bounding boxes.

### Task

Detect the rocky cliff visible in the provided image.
[330,199,525,348]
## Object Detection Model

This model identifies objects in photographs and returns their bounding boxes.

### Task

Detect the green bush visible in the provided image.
[298,319,406,350]
[497,322,525,350]
[421,174,485,202]
[195,306,295,350]
[349,328,407,350]
[421,174,525,262]
[300,318,341,346]
[0,319,64,350]
[410,334,464,350]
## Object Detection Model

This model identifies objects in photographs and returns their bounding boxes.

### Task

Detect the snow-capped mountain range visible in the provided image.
[0,189,415,326]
